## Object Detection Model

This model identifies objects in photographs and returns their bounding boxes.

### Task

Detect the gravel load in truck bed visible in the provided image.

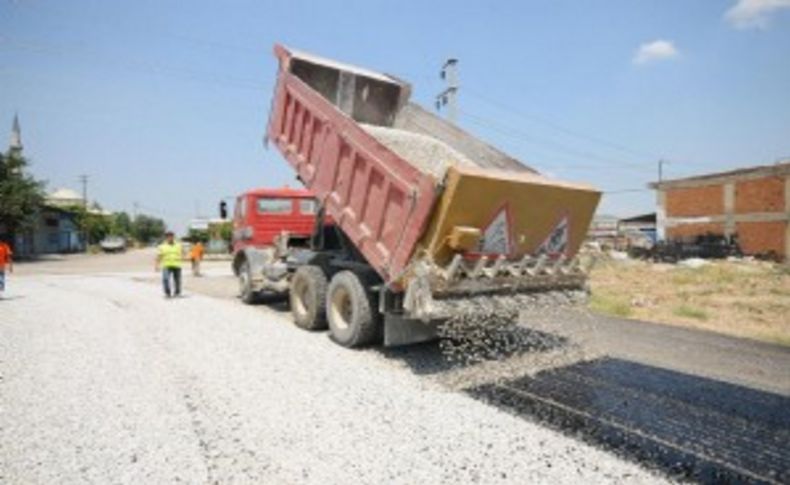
[362,124,477,180]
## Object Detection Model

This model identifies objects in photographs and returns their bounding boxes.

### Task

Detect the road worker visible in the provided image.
[190,240,205,277]
[0,239,13,299]
[155,231,183,298]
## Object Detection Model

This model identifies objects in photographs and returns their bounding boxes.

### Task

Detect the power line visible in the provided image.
[460,110,652,171]
[602,188,653,194]
[464,88,720,173]
[0,35,269,93]
[464,87,658,160]
[7,1,267,58]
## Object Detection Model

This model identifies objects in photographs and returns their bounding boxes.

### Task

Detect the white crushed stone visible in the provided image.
[362,124,477,179]
[435,290,590,369]
[432,293,600,392]
[0,274,667,484]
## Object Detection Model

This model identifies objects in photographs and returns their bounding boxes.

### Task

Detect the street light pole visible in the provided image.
[436,58,459,123]
[78,174,89,250]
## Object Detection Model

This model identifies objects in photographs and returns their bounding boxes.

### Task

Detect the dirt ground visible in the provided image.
[588,257,790,346]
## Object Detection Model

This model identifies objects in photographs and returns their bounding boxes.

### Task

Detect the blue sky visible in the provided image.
[1,0,789,233]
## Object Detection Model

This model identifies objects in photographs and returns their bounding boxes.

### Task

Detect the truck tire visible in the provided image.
[290,265,328,331]
[326,270,382,348]
[238,260,258,304]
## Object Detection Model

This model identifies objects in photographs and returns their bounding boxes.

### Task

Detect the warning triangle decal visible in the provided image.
[537,216,569,256]
[478,206,512,255]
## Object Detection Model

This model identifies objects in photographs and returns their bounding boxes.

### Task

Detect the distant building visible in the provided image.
[8,113,22,155]
[13,206,84,257]
[650,161,790,260]
[187,217,231,253]
[45,188,110,215]
[617,213,657,244]
[188,218,212,232]
[587,213,657,249]
[47,188,85,208]
[588,214,619,243]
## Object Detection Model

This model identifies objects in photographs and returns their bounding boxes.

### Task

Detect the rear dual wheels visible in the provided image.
[290,265,328,330]
[326,271,382,348]
[289,268,382,348]
[238,261,259,304]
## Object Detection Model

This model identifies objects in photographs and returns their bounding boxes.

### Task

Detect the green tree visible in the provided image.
[187,228,209,243]
[132,214,166,244]
[217,221,232,243]
[111,211,132,237]
[85,212,112,244]
[208,220,232,243]
[0,152,45,243]
[65,204,113,245]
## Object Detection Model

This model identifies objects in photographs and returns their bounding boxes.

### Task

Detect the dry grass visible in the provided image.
[588,258,790,346]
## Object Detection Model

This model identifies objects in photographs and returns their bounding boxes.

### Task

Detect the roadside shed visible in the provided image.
[618,213,657,245]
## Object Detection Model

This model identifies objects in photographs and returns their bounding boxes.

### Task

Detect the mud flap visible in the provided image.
[383,313,441,347]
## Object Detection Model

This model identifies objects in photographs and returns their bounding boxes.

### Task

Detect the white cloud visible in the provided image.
[633,40,679,65]
[725,0,790,29]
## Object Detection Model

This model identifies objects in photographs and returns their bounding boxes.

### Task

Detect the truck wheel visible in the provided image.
[290,265,328,330]
[238,260,258,304]
[327,271,382,348]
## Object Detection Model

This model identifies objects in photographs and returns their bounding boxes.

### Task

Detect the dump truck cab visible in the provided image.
[231,187,318,302]
[232,187,317,253]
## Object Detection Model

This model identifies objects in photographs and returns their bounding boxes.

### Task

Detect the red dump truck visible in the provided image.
[232,44,601,347]
[231,187,318,303]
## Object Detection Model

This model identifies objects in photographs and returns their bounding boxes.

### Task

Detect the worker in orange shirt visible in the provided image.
[0,239,13,298]
[190,240,205,277]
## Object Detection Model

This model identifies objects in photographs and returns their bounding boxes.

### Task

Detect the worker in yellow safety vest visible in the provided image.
[155,231,183,298]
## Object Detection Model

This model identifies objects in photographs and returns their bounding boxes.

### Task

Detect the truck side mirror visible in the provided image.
[219,200,227,219]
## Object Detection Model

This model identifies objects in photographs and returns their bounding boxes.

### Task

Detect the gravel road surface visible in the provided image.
[1,256,668,484]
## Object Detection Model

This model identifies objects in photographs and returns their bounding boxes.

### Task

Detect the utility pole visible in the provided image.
[133,201,139,219]
[658,159,667,183]
[436,58,459,123]
[78,174,89,250]
[655,160,669,243]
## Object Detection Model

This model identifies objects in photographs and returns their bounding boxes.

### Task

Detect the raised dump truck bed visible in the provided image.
[268,45,599,278]
[260,44,601,346]
[268,45,437,283]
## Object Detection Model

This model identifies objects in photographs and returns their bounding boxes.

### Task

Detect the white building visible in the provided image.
[46,188,85,208]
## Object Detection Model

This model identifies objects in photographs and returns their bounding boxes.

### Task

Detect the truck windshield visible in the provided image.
[257,198,292,214]
[299,199,317,214]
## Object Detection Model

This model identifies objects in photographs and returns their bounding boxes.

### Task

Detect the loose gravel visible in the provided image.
[0,273,667,484]
[435,290,589,365]
[433,290,599,389]
[362,124,476,180]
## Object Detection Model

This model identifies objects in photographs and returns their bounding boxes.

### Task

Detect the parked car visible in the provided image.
[99,236,127,253]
